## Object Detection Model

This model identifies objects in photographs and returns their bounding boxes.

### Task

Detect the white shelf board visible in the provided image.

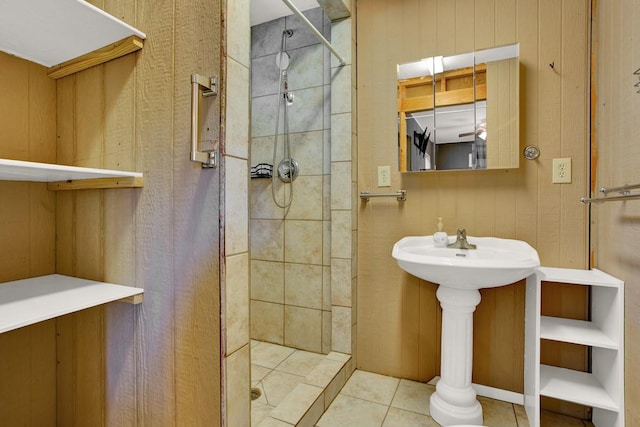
[0,158,142,183]
[540,316,618,350]
[540,364,619,412]
[0,274,143,334]
[0,0,146,67]
[537,267,623,288]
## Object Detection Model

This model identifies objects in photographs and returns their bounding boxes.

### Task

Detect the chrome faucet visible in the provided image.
[447,228,477,249]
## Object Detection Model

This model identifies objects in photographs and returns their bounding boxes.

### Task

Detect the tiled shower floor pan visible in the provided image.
[250,340,351,426]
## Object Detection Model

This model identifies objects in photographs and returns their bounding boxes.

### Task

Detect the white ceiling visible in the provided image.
[251,0,320,26]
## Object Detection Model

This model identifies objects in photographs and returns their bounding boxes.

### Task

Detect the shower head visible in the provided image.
[276,51,290,71]
[276,29,293,71]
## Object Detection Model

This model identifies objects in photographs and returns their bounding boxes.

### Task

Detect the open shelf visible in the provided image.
[538,267,623,288]
[525,268,624,426]
[0,158,143,190]
[540,316,618,350]
[0,0,146,79]
[540,364,618,412]
[0,274,143,334]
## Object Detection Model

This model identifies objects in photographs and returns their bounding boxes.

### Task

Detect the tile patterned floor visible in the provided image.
[317,370,596,427]
[251,340,350,426]
[250,343,595,427]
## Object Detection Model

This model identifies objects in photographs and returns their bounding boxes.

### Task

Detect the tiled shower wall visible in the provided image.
[250,8,333,353]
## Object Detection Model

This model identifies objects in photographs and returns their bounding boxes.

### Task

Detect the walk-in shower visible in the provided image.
[271,28,299,211]
[250,6,332,355]
[248,2,353,424]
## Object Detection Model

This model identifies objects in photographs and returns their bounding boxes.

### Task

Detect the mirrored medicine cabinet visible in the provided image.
[397,43,519,172]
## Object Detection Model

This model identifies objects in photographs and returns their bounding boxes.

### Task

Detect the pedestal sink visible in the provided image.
[392,233,539,426]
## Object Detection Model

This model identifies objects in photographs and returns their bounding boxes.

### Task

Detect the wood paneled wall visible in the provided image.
[357,0,591,401]
[0,0,222,424]
[0,52,57,426]
[592,1,640,425]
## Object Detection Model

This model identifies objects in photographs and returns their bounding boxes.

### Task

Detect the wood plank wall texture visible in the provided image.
[357,0,591,416]
[0,0,222,425]
[0,53,57,424]
[593,1,640,425]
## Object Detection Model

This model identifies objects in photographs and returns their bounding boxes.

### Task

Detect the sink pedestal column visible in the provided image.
[430,286,483,426]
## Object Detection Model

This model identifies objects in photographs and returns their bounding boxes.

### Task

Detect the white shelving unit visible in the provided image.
[525,267,625,427]
[0,275,143,334]
[0,0,146,79]
[0,0,146,337]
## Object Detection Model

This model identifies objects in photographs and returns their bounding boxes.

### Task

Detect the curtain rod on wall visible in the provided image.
[281,0,346,66]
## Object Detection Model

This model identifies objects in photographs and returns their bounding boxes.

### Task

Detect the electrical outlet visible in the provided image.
[552,158,572,183]
[378,165,391,187]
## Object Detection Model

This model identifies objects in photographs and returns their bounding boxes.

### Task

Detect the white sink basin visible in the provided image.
[392,235,540,289]
[391,233,540,425]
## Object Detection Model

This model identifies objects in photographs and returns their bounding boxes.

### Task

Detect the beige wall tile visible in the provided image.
[324,365,347,409]
[251,259,284,304]
[250,135,277,166]
[332,306,351,354]
[284,220,323,264]
[331,161,352,210]
[330,65,352,114]
[225,59,249,159]
[290,131,324,176]
[284,306,322,352]
[250,219,284,261]
[225,157,248,256]
[226,253,249,354]
[226,345,250,427]
[286,175,323,220]
[331,18,353,66]
[331,211,351,259]
[323,175,331,219]
[331,258,351,307]
[250,179,285,220]
[226,0,249,67]
[331,113,352,161]
[323,266,332,311]
[298,389,326,427]
[322,310,332,354]
[251,300,284,344]
[323,220,332,265]
[323,130,331,175]
[284,263,323,309]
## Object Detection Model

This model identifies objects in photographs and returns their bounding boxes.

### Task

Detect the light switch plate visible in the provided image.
[378,165,391,187]
[552,158,572,183]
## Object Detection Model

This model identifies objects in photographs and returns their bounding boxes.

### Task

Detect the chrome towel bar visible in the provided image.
[581,183,640,204]
[360,190,407,202]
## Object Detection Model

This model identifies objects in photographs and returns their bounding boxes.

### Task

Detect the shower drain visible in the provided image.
[250,387,262,401]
